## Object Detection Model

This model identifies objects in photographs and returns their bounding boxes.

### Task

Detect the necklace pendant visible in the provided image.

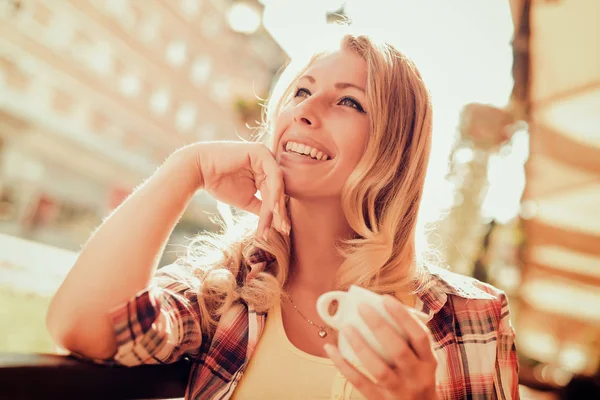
[318,329,328,338]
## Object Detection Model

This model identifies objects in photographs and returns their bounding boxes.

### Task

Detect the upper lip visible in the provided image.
[282,137,334,158]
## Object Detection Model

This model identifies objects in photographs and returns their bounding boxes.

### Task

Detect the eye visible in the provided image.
[294,87,311,98]
[339,96,366,113]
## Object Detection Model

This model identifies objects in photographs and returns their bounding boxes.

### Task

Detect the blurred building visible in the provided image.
[509,0,600,381]
[0,0,287,257]
[434,0,600,387]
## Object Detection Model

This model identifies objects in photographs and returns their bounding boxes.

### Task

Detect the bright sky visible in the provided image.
[262,0,515,137]
[262,0,522,223]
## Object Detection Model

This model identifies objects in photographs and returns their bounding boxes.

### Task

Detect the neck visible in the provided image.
[285,196,355,294]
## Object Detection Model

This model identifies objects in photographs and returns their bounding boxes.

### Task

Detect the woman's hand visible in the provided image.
[183,141,290,239]
[324,295,438,399]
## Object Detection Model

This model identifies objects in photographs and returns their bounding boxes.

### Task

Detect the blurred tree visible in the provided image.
[436,103,520,277]
[234,97,264,130]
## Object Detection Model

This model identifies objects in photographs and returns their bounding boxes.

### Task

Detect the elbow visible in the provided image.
[46,293,80,346]
[46,296,72,348]
[45,303,78,355]
[46,302,117,360]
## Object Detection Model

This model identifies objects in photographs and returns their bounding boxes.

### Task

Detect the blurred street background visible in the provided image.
[1,0,599,398]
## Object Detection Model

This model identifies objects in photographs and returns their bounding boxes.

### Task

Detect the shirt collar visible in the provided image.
[243,246,276,282]
[415,264,496,317]
[242,247,495,318]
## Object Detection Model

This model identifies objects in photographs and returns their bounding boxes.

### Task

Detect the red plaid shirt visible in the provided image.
[75,248,519,399]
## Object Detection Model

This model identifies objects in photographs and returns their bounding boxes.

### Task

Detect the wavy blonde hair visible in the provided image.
[180,32,433,334]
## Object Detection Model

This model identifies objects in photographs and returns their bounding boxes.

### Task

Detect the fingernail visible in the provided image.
[323,344,332,353]
[279,220,286,235]
[273,202,279,215]
[262,227,269,241]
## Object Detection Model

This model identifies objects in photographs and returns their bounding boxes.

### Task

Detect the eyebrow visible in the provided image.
[299,75,365,93]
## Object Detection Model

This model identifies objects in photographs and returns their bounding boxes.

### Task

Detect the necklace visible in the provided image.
[287,296,329,338]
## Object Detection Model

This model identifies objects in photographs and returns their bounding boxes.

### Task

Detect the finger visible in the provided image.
[270,194,287,235]
[358,303,419,368]
[250,186,284,236]
[256,195,272,241]
[258,149,284,209]
[271,211,285,236]
[260,148,288,235]
[341,325,400,390]
[324,344,381,399]
[278,191,289,235]
[379,329,418,376]
[248,145,277,206]
[246,198,285,238]
[248,144,289,236]
[265,174,281,212]
[243,196,262,216]
[383,295,436,362]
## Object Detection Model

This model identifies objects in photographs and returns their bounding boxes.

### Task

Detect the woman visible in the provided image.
[47,32,519,399]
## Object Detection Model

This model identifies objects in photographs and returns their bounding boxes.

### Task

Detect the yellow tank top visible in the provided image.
[231,300,366,400]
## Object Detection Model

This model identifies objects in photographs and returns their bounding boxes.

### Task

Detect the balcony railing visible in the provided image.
[4,352,599,399]
[0,352,191,399]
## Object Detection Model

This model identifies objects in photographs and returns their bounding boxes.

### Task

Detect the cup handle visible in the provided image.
[316,291,346,330]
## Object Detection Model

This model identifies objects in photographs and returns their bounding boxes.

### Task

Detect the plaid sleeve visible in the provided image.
[72,263,204,366]
[493,293,520,399]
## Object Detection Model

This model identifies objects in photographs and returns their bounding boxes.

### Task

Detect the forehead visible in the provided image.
[304,48,368,87]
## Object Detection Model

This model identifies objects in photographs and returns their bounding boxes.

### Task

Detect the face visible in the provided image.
[272,47,371,200]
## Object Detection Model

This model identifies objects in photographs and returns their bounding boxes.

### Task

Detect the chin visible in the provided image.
[282,176,314,200]
[283,176,339,201]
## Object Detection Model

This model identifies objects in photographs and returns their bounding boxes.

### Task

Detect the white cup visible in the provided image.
[316,285,429,374]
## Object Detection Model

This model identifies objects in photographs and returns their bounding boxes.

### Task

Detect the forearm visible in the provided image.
[47,146,202,358]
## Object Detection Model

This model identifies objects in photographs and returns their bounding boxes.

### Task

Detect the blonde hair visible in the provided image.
[179,32,433,334]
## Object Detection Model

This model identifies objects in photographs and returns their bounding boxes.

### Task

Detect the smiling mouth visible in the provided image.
[284,141,331,161]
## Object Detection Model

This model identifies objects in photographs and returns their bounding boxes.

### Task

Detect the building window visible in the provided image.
[88,41,113,76]
[119,73,141,97]
[175,103,197,132]
[201,14,221,38]
[180,0,201,17]
[197,123,217,141]
[165,41,187,67]
[190,55,212,86]
[149,89,170,115]
[210,77,231,103]
[138,12,160,44]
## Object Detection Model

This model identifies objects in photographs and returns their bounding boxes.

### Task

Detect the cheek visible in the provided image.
[338,121,370,166]
[271,107,294,150]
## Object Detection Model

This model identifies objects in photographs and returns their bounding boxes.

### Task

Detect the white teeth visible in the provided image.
[285,141,330,160]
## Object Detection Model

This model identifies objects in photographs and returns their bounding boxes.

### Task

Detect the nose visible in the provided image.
[292,98,321,128]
